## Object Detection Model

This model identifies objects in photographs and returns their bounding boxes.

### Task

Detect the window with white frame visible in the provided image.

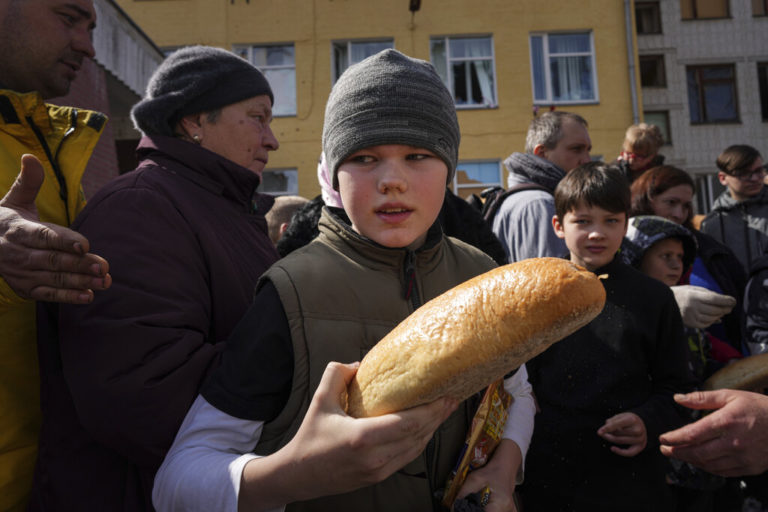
[258,169,299,196]
[233,44,296,117]
[332,40,394,82]
[453,160,502,199]
[530,32,598,105]
[430,36,497,108]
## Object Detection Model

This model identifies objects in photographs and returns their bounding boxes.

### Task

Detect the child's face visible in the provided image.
[640,238,684,287]
[337,144,448,248]
[552,203,627,272]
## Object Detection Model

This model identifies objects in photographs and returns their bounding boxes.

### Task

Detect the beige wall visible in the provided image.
[117,0,639,199]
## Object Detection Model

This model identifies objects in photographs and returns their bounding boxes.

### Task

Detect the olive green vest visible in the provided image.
[255,209,496,512]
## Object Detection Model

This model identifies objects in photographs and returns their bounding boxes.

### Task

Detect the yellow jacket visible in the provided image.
[0,89,105,511]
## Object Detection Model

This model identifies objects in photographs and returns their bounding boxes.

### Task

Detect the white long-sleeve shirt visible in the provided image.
[152,365,536,512]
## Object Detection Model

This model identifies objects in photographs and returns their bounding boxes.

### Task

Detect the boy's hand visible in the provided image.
[287,362,457,496]
[597,412,647,457]
[455,439,521,512]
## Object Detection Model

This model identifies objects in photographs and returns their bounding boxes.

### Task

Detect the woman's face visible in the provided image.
[196,95,279,177]
[650,184,694,225]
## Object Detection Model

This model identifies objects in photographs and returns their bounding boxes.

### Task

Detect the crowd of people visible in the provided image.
[1,1,768,511]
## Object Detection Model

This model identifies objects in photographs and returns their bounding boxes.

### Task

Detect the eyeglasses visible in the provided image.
[727,164,768,181]
[623,151,652,160]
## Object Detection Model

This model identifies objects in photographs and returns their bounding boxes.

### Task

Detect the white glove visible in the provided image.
[671,285,737,329]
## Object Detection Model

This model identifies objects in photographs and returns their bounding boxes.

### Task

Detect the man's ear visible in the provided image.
[533,144,549,159]
[717,171,729,187]
[552,214,565,239]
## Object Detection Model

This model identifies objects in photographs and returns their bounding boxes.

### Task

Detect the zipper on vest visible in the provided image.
[402,250,422,310]
[26,111,77,225]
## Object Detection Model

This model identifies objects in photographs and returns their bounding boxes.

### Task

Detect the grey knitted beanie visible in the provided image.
[322,49,460,189]
[131,45,274,137]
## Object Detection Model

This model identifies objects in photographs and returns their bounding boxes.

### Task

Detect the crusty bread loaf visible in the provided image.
[703,352,768,392]
[346,257,606,418]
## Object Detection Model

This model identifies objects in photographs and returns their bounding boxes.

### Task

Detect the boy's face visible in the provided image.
[718,157,766,201]
[640,237,684,287]
[337,144,448,248]
[552,203,627,272]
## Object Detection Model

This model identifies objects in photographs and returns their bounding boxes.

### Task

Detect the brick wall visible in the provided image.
[48,58,120,200]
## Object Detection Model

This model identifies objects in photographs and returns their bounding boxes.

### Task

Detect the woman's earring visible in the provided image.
[192,134,201,144]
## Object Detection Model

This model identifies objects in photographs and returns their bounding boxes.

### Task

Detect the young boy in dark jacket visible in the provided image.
[153,49,536,512]
[520,162,695,512]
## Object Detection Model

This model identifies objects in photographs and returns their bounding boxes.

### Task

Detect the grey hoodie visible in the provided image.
[700,186,768,272]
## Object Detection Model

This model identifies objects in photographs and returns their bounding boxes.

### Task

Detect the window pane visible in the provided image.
[350,41,393,64]
[640,55,666,87]
[754,0,768,15]
[333,44,348,80]
[636,2,662,33]
[233,46,249,60]
[430,39,449,87]
[449,37,492,58]
[473,60,496,105]
[258,169,298,195]
[697,0,729,18]
[687,69,703,122]
[758,63,768,120]
[333,40,393,81]
[681,0,695,18]
[644,111,671,143]
[456,162,500,184]
[701,66,733,80]
[265,69,296,116]
[550,56,594,101]
[548,33,590,54]
[452,62,469,104]
[702,82,737,121]
[266,46,294,66]
[531,36,547,101]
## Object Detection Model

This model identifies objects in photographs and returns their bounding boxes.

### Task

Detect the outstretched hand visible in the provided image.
[0,154,110,303]
[659,390,768,477]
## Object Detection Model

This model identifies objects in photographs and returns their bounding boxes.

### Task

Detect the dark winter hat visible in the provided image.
[322,49,460,189]
[131,45,274,137]
[621,215,697,270]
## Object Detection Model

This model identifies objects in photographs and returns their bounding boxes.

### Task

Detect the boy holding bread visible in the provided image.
[152,49,535,512]
[519,162,695,511]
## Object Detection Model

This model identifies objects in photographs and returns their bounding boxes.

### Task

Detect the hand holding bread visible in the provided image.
[346,257,606,418]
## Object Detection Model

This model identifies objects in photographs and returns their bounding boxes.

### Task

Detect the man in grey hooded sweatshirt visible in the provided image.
[701,144,768,274]
[492,111,591,262]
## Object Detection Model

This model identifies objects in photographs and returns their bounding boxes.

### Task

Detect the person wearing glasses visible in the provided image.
[615,123,665,183]
[701,145,768,274]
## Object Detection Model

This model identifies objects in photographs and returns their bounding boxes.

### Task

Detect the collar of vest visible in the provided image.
[318,206,445,269]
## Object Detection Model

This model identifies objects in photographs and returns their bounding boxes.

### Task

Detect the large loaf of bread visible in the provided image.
[703,352,768,392]
[346,257,606,418]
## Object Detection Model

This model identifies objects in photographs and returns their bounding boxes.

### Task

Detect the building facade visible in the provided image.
[115,0,642,200]
[49,0,164,199]
[636,0,768,213]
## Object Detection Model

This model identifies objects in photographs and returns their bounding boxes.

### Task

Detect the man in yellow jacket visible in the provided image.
[0,0,113,509]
